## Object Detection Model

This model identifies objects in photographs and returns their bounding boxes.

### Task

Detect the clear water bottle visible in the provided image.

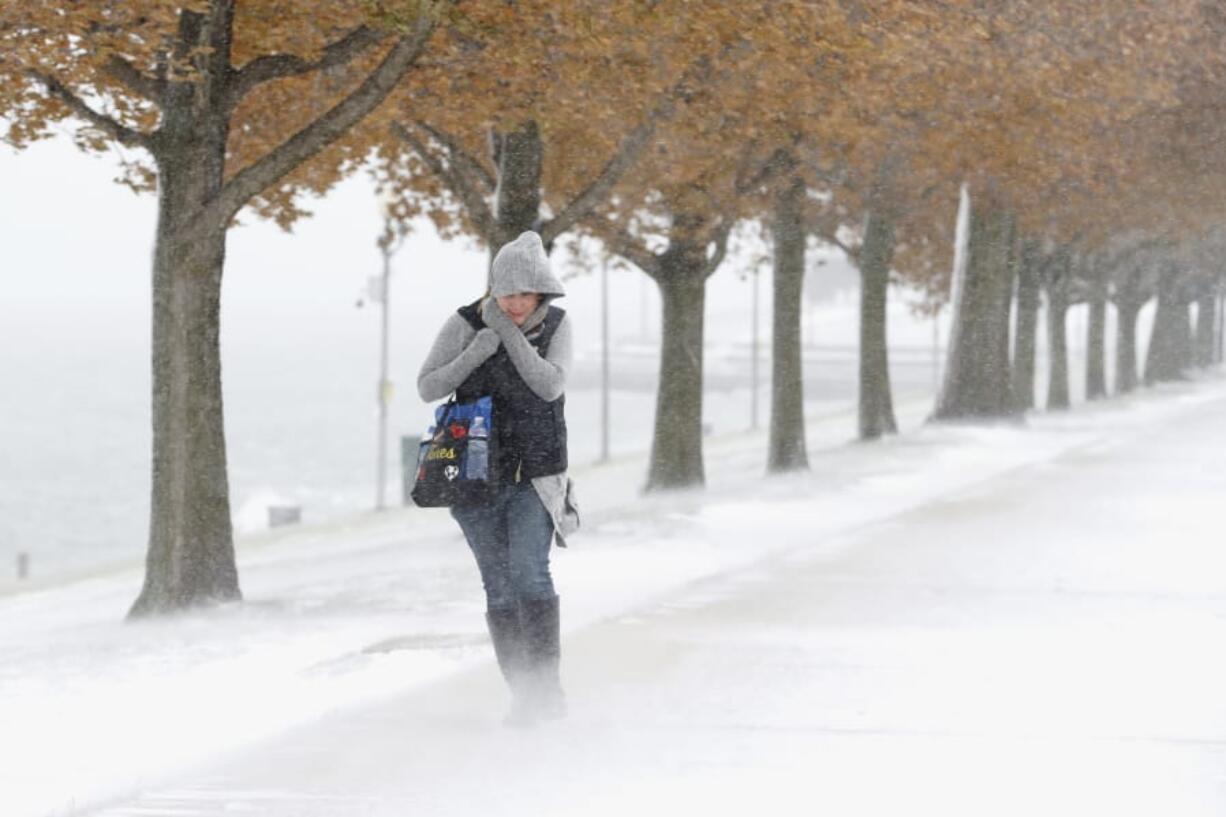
[466,415,488,480]
[416,426,434,480]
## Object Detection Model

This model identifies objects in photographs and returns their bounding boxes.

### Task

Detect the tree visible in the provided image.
[767,155,810,470]
[1,0,451,615]
[1192,276,1219,368]
[935,189,1018,419]
[1011,238,1043,411]
[745,1,976,448]
[600,185,737,490]
[1178,240,1226,370]
[920,0,1203,419]
[1112,260,1154,395]
[1145,263,1193,385]
[855,174,903,439]
[375,1,707,262]
[791,2,982,440]
[1082,254,1110,401]
[580,1,853,489]
[1043,248,1073,411]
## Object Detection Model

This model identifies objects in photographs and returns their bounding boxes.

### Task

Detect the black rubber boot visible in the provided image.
[516,595,567,723]
[485,605,528,692]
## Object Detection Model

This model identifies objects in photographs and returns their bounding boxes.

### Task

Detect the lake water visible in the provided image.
[0,283,945,586]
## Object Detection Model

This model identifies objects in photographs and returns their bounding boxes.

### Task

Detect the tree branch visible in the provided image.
[703,217,735,278]
[829,236,860,261]
[601,220,662,278]
[540,47,731,246]
[28,70,152,150]
[735,143,789,197]
[214,14,441,225]
[391,120,495,243]
[539,63,708,245]
[414,120,496,193]
[104,56,166,103]
[811,223,859,263]
[539,118,661,246]
[226,25,385,109]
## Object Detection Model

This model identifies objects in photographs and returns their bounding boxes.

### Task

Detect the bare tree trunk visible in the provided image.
[1116,301,1143,394]
[1211,285,1221,363]
[133,193,238,615]
[768,174,809,470]
[996,219,1018,394]
[1175,283,1195,372]
[490,119,544,255]
[647,251,708,490]
[1117,302,1142,394]
[1011,239,1041,411]
[1145,267,1188,385]
[858,204,898,440]
[1045,253,1071,411]
[934,198,1017,420]
[1085,272,1108,400]
[1114,272,1143,394]
[1194,280,1216,368]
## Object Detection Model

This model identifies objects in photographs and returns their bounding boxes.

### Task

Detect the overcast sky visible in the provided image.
[1,136,486,316]
[0,133,881,367]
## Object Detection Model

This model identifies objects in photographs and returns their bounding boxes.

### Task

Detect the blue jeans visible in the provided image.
[451,481,556,611]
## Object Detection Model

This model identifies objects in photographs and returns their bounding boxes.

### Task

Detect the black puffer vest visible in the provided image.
[455,301,568,482]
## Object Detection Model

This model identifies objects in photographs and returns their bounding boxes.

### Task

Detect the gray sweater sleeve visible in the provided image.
[497,312,573,402]
[416,314,499,402]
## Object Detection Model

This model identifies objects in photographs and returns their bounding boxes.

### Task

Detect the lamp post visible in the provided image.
[741,262,762,431]
[933,305,942,395]
[600,255,611,463]
[372,200,403,511]
[752,265,761,430]
[1217,286,1225,364]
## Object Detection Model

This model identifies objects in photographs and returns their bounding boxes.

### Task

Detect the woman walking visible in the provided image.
[417,230,577,726]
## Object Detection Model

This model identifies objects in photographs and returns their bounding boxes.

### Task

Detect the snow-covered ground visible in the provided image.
[3,371,1224,817]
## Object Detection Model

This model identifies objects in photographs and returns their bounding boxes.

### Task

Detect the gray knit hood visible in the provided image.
[490,231,565,299]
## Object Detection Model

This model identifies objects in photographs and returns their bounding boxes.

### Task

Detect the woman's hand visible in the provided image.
[468,327,501,360]
[482,296,518,336]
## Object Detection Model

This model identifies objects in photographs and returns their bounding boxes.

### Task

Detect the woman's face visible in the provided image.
[496,292,542,326]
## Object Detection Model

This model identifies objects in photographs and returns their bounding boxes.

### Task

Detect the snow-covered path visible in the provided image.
[85,381,1226,817]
